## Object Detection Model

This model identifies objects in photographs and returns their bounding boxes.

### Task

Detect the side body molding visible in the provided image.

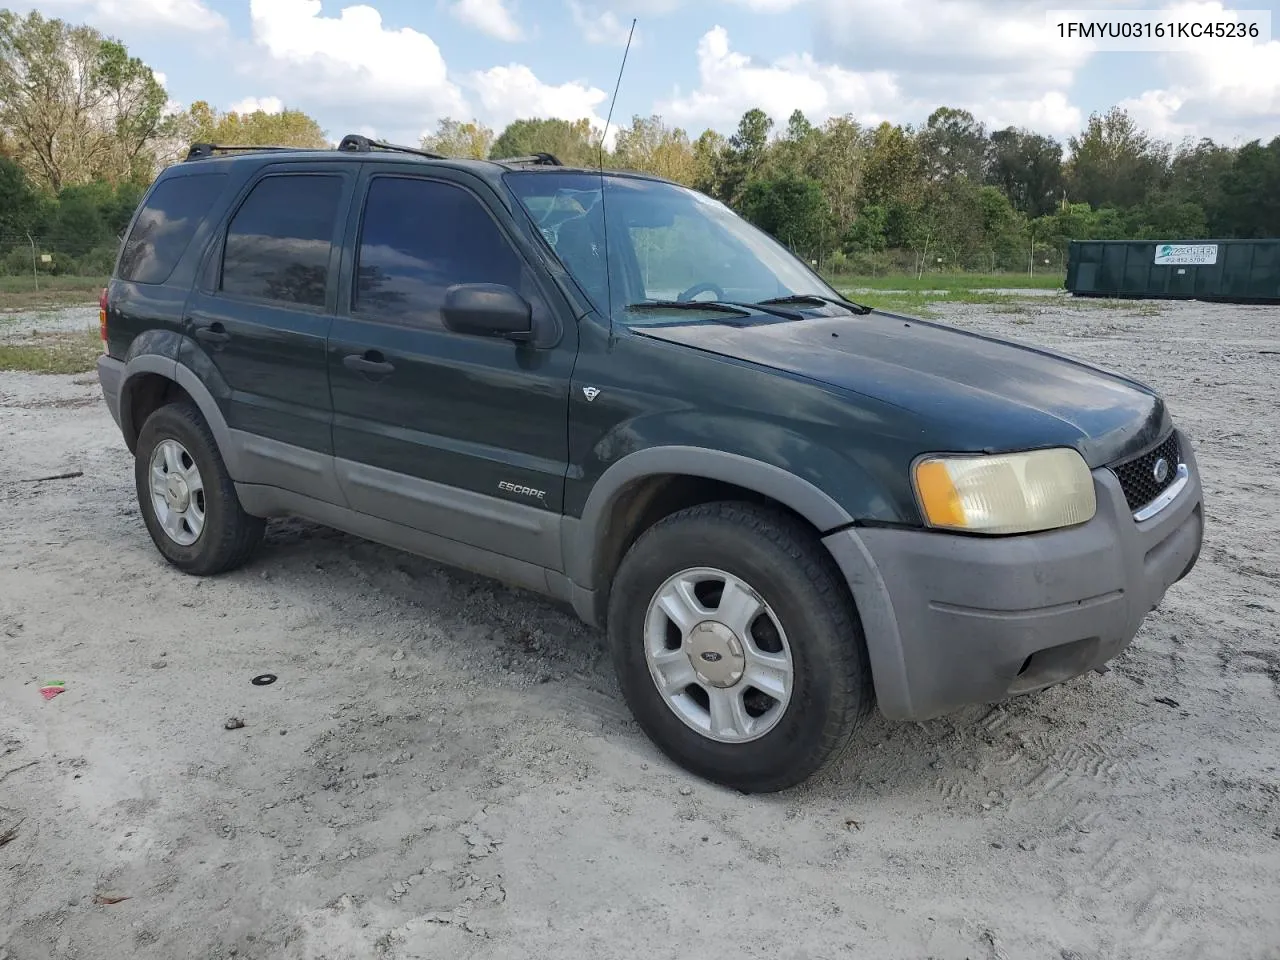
[562,445,857,590]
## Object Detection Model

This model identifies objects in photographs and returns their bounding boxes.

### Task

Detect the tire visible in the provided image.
[606,501,873,793]
[134,400,265,576]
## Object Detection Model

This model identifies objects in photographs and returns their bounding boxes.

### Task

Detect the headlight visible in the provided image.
[913,448,1096,535]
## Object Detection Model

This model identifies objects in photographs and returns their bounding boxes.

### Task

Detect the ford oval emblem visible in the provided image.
[701,651,723,663]
[1152,458,1171,484]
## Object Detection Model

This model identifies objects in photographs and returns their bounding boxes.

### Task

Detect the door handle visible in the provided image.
[193,321,230,344]
[343,352,395,376]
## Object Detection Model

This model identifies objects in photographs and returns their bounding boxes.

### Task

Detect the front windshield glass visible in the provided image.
[504,171,841,325]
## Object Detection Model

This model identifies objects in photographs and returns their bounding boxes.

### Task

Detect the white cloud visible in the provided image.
[568,1,637,45]
[984,92,1083,139]
[576,0,807,14]
[228,96,285,115]
[1116,1,1280,143]
[730,0,809,9]
[655,26,903,131]
[466,63,609,133]
[814,0,1090,90]
[246,0,467,137]
[450,0,524,42]
[32,0,225,32]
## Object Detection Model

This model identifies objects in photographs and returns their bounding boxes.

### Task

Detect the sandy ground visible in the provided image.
[2,295,1278,960]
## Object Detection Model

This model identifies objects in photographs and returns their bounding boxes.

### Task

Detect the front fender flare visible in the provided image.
[562,445,856,589]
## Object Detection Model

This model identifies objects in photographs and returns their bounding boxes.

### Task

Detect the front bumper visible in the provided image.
[823,431,1204,721]
[97,354,124,428]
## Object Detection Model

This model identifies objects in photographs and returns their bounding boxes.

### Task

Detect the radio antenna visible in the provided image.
[598,17,636,328]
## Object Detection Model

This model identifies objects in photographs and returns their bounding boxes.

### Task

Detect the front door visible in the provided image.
[184,163,357,504]
[326,168,577,571]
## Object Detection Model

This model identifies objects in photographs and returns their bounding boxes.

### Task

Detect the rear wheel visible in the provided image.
[134,401,264,575]
[607,501,873,792]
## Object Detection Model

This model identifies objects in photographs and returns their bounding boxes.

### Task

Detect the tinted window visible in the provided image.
[355,177,525,325]
[118,172,227,284]
[221,174,343,308]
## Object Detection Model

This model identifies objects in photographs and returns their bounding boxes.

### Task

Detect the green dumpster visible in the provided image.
[1066,239,1280,303]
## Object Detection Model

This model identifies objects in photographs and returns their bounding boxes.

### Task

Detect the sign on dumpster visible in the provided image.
[1154,243,1218,266]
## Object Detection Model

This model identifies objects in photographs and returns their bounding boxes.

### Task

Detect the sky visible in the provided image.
[12,0,1280,148]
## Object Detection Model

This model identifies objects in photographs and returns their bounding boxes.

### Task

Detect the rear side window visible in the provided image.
[117,173,227,284]
[354,176,525,327]
[220,174,343,308]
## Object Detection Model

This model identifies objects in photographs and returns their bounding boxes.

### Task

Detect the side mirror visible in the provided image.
[441,283,533,341]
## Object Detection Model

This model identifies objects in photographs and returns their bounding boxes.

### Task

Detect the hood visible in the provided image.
[634,310,1169,467]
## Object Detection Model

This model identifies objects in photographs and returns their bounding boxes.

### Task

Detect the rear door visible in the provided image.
[184,163,357,503]
[326,166,577,570]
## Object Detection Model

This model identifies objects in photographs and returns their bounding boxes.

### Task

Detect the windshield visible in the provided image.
[504,171,841,325]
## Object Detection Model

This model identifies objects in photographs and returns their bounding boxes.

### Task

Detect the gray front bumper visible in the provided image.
[97,354,124,428]
[824,433,1205,721]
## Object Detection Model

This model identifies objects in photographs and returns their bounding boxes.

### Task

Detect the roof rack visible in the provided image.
[185,143,298,162]
[494,153,563,167]
[337,134,446,161]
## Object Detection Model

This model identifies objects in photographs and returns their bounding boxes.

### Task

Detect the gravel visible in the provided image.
[0,305,97,339]
[1,295,1278,960]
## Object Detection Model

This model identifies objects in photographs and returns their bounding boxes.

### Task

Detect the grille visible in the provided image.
[1112,432,1181,512]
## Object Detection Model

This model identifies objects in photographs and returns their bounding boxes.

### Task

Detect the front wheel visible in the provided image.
[134,401,265,576]
[606,502,873,793]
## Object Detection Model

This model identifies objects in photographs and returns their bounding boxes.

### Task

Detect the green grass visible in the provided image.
[825,271,1066,292]
[0,330,103,374]
[832,284,1162,319]
[0,275,108,311]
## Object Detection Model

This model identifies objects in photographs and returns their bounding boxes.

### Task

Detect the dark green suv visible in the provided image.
[96,136,1204,792]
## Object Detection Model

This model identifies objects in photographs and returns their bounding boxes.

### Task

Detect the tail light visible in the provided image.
[99,287,108,348]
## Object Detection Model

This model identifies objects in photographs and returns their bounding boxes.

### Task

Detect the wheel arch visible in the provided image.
[564,447,858,621]
[119,356,240,476]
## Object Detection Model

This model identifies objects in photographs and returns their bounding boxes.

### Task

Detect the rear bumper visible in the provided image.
[97,355,124,428]
[824,432,1204,721]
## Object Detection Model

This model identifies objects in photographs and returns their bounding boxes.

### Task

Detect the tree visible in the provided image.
[815,115,869,254]
[1167,137,1232,215]
[987,127,1064,217]
[0,156,42,235]
[1122,200,1208,240]
[489,117,600,166]
[691,128,727,195]
[976,185,1026,270]
[1066,107,1170,209]
[844,204,888,253]
[0,10,167,190]
[740,172,828,262]
[715,108,774,207]
[422,118,495,159]
[169,100,328,152]
[774,109,822,179]
[861,122,923,208]
[921,178,986,268]
[920,107,987,183]
[613,115,697,185]
[93,37,168,182]
[1215,136,1280,238]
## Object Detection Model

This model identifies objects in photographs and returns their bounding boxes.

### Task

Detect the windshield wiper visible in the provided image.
[627,299,807,321]
[625,300,753,316]
[756,293,873,315]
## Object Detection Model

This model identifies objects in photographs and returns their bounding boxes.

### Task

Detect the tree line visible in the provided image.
[2,6,1277,280]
